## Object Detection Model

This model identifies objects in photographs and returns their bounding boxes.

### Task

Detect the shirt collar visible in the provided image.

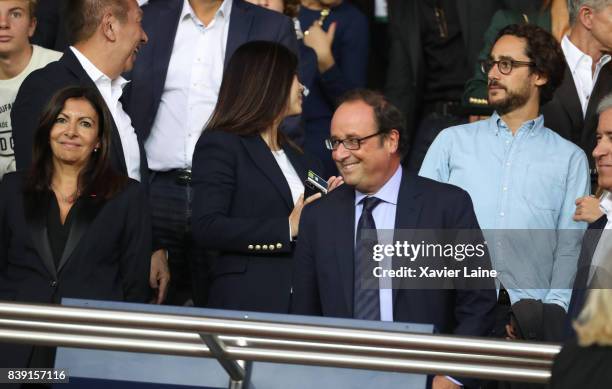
[490,112,544,137]
[562,35,611,71]
[69,46,129,90]
[182,0,232,25]
[355,165,402,207]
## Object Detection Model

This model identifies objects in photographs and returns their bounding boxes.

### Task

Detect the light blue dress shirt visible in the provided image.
[419,113,590,310]
[355,165,402,322]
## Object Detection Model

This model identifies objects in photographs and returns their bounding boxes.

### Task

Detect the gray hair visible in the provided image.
[568,0,612,24]
[597,93,612,114]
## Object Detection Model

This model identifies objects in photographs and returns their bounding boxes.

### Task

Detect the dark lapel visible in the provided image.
[24,192,56,279]
[584,63,612,142]
[57,196,106,273]
[574,215,608,289]
[150,1,183,112]
[225,0,254,69]
[557,66,584,142]
[283,145,307,183]
[392,172,424,308]
[333,185,357,314]
[241,135,294,210]
[61,50,128,174]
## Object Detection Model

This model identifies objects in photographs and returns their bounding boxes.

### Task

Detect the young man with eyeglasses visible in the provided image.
[292,89,497,389]
[420,24,590,343]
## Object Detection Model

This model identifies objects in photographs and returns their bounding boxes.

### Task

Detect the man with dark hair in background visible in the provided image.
[11,0,169,304]
[421,24,590,343]
[0,0,61,179]
[292,89,497,389]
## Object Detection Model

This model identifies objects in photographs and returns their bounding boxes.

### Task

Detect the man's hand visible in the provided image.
[574,195,604,223]
[505,322,518,340]
[433,375,461,389]
[149,249,170,304]
[304,21,337,72]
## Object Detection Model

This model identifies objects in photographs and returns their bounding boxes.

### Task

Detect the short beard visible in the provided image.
[489,83,530,116]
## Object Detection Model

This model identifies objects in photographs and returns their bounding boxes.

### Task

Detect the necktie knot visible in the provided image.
[361,196,382,213]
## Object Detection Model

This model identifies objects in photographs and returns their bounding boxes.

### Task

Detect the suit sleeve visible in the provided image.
[315,12,369,104]
[118,183,152,302]
[385,1,418,136]
[277,16,299,55]
[191,134,292,254]
[11,72,54,170]
[450,189,497,337]
[290,204,322,316]
[545,148,590,310]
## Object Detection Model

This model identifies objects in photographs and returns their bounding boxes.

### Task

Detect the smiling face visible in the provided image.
[330,100,400,194]
[50,97,101,169]
[594,108,612,191]
[114,0,147,73]
[0,0,36,57]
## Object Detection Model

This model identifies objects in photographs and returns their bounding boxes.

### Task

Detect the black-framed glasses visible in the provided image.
[325,131,382,151]
[480,59,535,75]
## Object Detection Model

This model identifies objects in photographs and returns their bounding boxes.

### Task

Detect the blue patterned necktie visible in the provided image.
[354,196,382,321]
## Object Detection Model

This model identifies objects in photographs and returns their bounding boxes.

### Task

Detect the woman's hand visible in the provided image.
[574,195,604,223]
[289,193,322,238]
[304,22,337,72]
[327,175,344,192]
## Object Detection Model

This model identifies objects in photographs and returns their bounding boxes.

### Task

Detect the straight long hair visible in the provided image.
[205,41,298,147]
[25,86,127,200]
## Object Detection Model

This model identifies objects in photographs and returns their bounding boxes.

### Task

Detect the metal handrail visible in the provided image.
[0,301,560,383]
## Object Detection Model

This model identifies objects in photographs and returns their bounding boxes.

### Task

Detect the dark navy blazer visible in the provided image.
[291,172,497,337]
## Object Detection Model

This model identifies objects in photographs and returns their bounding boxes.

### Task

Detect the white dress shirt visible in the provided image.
[70,46,141,181]
[561,36,612,117]
[145,0,232,171]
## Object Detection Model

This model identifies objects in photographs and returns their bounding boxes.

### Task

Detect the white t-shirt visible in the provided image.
[271,149,304,205]
[0,45,62,178]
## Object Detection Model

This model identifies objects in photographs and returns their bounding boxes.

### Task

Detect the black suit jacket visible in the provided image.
[191,131,323,313]
[291,172,497,337]
[385,0,500,132]
[542,64,612,177]
[123,0,298,142]
[0,172,151,369]
[566,215,608,333]
[10,49,149,181]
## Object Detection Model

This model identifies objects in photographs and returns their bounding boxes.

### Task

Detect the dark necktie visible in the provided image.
[354,196,382,321]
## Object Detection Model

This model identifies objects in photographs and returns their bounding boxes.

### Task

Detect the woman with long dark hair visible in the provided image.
[192,41,339,313]
[0,86,151,369]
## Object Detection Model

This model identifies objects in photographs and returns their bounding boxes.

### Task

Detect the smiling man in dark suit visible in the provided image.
[291,89,497,389]
[121,0,298,306]
[568,94,612,331]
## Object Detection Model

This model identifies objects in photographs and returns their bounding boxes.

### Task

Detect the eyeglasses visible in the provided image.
[325,131,382,151]
[480,59,535,75]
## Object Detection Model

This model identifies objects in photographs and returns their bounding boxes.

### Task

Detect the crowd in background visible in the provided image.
[0,0,612,388]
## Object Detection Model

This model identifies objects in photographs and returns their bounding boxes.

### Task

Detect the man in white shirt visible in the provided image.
[568,93,612,330]
[123,0,297,306]
[542,0,612,187]
[11,0,169,303]
[0,0,61,179]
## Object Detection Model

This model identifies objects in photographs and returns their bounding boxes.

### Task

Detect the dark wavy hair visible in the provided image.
[283,0,300,18]
[494,24,566,105]
[338,89,409,157]
[205,41,299,148]
[25,86,127,200]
